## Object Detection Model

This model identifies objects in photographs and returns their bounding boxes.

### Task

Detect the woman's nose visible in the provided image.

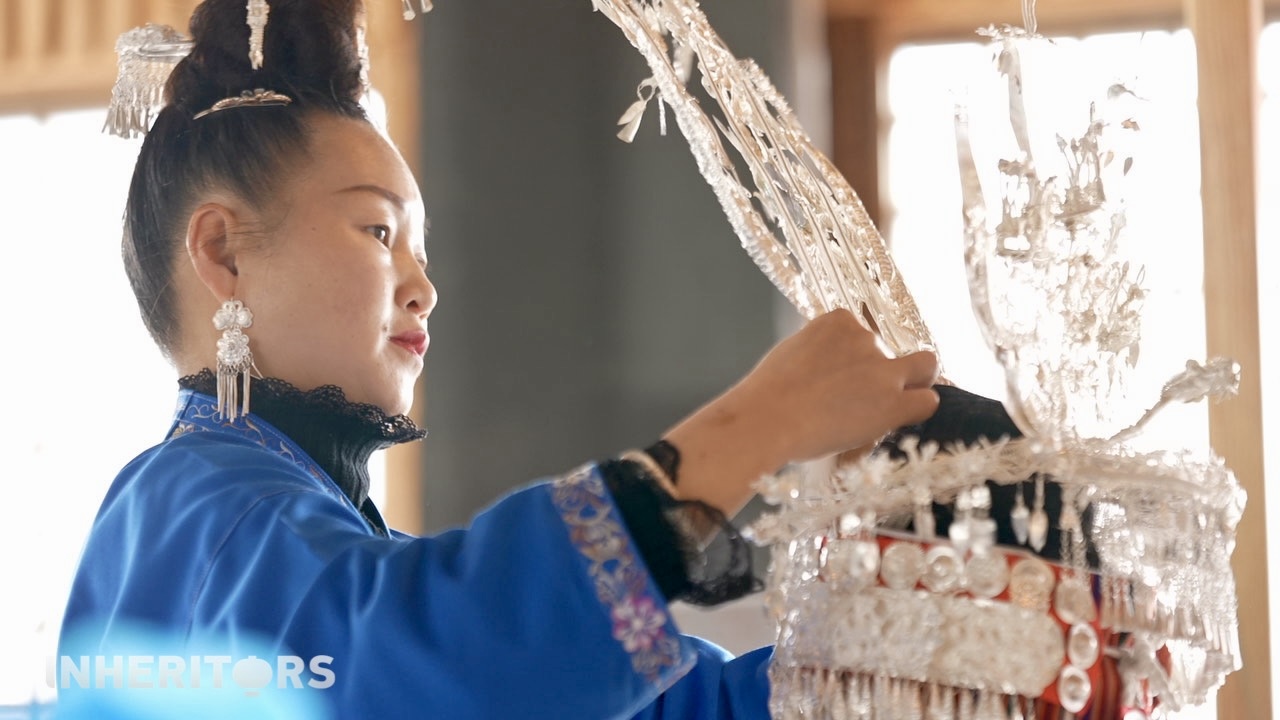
[397,253,437,318]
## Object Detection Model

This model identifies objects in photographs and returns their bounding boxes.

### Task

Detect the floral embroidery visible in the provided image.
[551,466,683,682]
[168,391,339,500]
[612,595,667,653]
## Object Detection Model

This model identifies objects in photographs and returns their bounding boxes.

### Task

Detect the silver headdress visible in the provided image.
[588,0,936,359]
[588,0,1245,717]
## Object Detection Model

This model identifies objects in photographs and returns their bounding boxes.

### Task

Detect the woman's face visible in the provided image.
[233,114,435,416]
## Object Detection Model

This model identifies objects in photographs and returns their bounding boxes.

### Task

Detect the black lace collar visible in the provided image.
[179,369,425,535]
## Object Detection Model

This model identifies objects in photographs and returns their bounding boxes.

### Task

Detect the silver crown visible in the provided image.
[590,0,1245,717]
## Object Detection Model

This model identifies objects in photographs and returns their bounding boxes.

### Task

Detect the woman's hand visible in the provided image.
[663,308,940,517]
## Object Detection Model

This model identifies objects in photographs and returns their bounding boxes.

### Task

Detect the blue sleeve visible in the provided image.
[634,640,773,720]
[214,467,701,717]
[62,440,774,719]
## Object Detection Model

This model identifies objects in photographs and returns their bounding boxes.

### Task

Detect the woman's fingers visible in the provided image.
[893,350,941,389]
[660,310,944,515]
[897,385,942,426]
[891,350,940,425]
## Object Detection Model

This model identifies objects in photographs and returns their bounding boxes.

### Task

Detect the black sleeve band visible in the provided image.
[600,458,761,606]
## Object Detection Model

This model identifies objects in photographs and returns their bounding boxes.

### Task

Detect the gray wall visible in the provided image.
[417,0,797,530]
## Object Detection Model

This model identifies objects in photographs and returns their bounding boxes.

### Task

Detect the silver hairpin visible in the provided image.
[192,89,294,120]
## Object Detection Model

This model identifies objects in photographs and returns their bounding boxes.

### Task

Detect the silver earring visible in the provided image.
[214,299,256,421]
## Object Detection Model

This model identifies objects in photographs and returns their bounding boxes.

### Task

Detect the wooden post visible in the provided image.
[1,1,11,65]
[367,0,426,535]
[828,15,884,229]
[17,0,45,66]
[63,0,90,63]
[102,0,130,61]
[1183,0,1271,715]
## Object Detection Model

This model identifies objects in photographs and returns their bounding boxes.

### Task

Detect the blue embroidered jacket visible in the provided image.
[59,390,772,718]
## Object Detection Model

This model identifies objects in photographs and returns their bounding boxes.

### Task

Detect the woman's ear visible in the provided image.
[186,202,242,302]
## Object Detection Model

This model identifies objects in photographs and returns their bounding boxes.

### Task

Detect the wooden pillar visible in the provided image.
[0,1,12,65]
[367,0,421,167]
[366,0,426,534]
[102,0,128,45]
[16,0,44,66]
[63,0,90,63]
[827,15,884,228]
[1183,0,1270,715]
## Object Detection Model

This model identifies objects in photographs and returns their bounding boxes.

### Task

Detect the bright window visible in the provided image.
[885,28,1216,718]
[885,29,1207,450]
[889,21,1280,717]
[0,109,174,708]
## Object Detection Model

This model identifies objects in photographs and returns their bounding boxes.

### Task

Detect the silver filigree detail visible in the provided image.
[104,24,193,139]
[588,0,937,360]
[246,0,269,70]
[1057,665,1091,713]
[881,542,926,591]
[1067,623,1100,668]
[214,300,257,421]
[595,0,1245,714]
[965,552,1010,599]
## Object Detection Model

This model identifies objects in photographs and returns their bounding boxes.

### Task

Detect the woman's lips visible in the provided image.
[390,331,428,356]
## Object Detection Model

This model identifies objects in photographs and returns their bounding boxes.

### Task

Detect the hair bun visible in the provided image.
[166,0,366,116]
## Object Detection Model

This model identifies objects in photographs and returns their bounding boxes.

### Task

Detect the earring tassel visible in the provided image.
[213,300,256,422]
[242,364,252,417]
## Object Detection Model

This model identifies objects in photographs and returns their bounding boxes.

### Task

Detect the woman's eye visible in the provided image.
[369,225,391,245]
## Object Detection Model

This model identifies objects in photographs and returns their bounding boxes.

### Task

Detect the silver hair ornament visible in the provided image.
[192,89,294,120]
[401,0,434,21]
[247,0,270,70]
[104,24,193,139]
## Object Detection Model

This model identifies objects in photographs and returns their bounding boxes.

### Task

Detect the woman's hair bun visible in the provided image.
[166,0,366,116]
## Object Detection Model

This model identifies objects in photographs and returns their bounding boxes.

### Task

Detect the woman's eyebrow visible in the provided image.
[336,184,407,209]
